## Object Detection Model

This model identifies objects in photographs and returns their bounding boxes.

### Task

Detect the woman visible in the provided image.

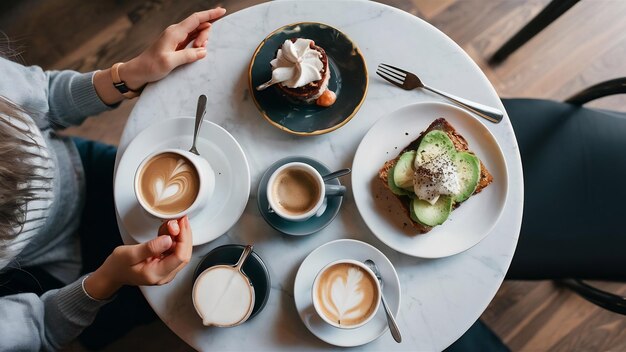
[0,8,226,351]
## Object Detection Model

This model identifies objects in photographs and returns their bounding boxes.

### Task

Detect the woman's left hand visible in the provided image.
[119,7,227,91]
[84,216,193,300]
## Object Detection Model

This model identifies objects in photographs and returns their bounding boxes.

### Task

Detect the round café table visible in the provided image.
[114,1,523,350]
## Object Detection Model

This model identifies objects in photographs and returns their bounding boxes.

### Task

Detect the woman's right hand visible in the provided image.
[84,216,193,300]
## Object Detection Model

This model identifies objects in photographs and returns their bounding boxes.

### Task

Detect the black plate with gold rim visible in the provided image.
[249,22,368,136]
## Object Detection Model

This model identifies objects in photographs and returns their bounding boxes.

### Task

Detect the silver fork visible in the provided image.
[376,63,503,123]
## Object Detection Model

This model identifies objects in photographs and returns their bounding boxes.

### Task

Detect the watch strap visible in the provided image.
[111,62,142,98]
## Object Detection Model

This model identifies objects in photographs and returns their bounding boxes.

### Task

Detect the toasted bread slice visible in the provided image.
[378,118,493,233]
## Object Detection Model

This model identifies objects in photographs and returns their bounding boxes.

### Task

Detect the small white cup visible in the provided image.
[192,265,255,328]
[312,259,382,329]
[266,162,345,222]
[134,148,215,219]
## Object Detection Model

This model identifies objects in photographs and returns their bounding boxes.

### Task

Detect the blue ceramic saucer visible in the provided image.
[248,22,368,136]
[193,245,270,321]
[257,156,344,236]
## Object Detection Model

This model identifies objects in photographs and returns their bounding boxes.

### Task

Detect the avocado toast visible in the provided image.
[378,118,493,233]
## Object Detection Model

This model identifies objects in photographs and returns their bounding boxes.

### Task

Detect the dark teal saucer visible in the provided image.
[193,245,270,321]
[248,22,368,136]
[257,156,344,236]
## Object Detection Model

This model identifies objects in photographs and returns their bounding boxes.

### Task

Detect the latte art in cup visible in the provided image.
[315,262,379,327]
[138,152,200,215]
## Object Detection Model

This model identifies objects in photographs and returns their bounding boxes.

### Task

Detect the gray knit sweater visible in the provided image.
[0,57,113,351]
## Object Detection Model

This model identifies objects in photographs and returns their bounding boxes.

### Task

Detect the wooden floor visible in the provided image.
[2,0,625,351]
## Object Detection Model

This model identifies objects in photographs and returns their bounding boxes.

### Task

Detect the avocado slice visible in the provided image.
[415,130,456,167]
[410,195,453,226]
[453,152,480,202]
[387,163,411,196]
[393,151,416,191]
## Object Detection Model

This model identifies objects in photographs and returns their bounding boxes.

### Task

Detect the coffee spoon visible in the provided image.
[322,168,351,182]
[190,94,207,156]
[256,77,280,91]
[234,244,254,273]
[365,259,402,343]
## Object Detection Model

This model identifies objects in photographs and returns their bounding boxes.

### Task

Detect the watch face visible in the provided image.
[114,81,130,94]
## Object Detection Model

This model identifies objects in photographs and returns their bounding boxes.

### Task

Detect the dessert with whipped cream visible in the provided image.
[256,38,336,107]
[378,118,494,233]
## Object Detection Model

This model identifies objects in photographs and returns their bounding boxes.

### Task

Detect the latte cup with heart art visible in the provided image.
[312,259,381,329]
[134,148,215,219]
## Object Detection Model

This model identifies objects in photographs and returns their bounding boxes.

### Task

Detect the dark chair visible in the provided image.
[489,0,580,64]
[447,78,626,352]
[504,77,626,314]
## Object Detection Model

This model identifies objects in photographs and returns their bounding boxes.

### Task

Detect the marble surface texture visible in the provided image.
[114,1,523,350]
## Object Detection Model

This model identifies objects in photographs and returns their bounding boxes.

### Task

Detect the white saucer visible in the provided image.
[114,117,250,246]
[293,239,401,347]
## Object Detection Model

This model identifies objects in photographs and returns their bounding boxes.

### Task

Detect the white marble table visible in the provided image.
[114,1,523,350]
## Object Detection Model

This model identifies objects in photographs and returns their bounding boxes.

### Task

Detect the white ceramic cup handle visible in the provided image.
[315,198,328,217]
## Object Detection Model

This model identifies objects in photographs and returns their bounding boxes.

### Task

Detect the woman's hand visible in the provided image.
[120,8,227,90]
[84,216,193,300]
[93,8,226,105]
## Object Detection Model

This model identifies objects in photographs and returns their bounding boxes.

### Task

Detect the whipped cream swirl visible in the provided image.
[270,39,323,88]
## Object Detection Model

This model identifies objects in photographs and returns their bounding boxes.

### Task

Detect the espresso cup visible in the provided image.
[134,148,215,219]
[266,162,345,222]
[312,259,381,329]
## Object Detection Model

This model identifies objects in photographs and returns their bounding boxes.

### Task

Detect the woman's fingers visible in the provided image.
[157,222,168,237]
[176,216,193,254]
[162,216,192,272]
[168,47,207,69]
[158,219,179,237]
[167,219,180,236]
[175,22,211,50]
[127,235,173,264]
[193,23,212,48]
[177,8,226,34]
[153,245,189,277]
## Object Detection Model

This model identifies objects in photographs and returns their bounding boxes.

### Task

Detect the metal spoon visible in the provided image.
[365,259,402,343]
[190,94,207,155]
[322,168,351,182]
[234,245,253,273]
[256,78,280,91]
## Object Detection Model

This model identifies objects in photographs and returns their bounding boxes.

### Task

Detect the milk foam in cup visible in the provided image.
[192,245,255,327]
[134,148,215,219]
[312,259,381,329]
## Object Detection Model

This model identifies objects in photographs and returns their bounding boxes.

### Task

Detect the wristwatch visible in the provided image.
[110,62,142,98]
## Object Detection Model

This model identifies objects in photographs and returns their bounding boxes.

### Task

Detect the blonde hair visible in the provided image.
[0,96,49,258]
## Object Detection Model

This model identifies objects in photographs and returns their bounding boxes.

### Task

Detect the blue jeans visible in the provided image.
[72,138,157,350]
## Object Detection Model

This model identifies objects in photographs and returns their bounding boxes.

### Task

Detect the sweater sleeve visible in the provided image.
[0,57,115,129]
[0,275,110,352]
[45,69,116,127]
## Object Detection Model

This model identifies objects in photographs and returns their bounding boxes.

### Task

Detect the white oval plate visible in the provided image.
[114,117,250,246]
[352,102,508,258]
[293,239,400,347]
